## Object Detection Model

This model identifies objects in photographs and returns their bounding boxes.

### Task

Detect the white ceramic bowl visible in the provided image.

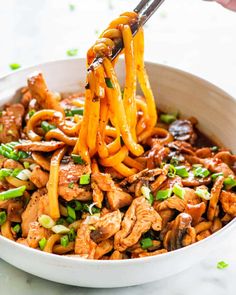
[0,58,235,288]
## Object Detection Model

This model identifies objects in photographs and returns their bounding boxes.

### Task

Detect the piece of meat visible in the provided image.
[169,120,196,143]
[27,221,50,248]
[94,239,113,259]
[156,196,186,212]
[184,202,206,226]
[14,140,65,152]
[214,151,236,172]
[168,140,195,155]
[75,224,97,259]
[106,188,133,210]
[0,103,25,143]
[203,158,234,177]
[92,172,115,191]
[91,182,104,208]
[29,166,49,188]
[196,148,213,158]
[110,250,124,260]
[207,176,224,221]
[90,210,121,243]
[120,168,162,186]
[136,249,168,258]
[17,238,29,247]
[58,185,92,201]
[157,209,175,227]
[114,197,162,252]
[27,72,63,112]
[38,194,50,217]
[220,190,236,217]
[3,159,24,170]
[7,200,24,223]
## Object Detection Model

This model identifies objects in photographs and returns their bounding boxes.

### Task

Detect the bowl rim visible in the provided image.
[0,57,235,266]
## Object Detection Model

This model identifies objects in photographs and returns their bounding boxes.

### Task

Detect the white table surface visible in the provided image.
[0,0,236,294]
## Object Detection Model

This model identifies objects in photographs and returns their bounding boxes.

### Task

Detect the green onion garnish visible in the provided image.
[52,225,70,234]
[60,235,69,247]
[39,237,47,250]
[175,166,189,178]
[160,113,177,124]
[23,162,30,169]
[195,187,211,200]
[13,224,21,233]
[194,167,210,178]
[211,146,219,152]
[79,174,90,185]
[41,121,56,133]
[105,77,114,89]
[211,172,224,181]
[83,203,100,214]
[38,214,55,229]
[170,156,180,166]
[66,48,78,57]
[0,168,13,180]
[224,176,236,190]
[0,142,29,160]
[68,182,74,189]
[141,186,154,205]
[156,188,172,201]
[140,237,153,250]
[68,228,76,241]
[28,110,36,118]
[173,184,185,199]
[74,200,83,211]
[217,261,229,269]
[71,154,85,164]
[0,211,7,225]
[65,108,84,117]
[167,164,176,178]
[9,63,21,70]
[66,216,74,224]
[69,3,76,11]
[56,218,67,225]
[0,186,26,201]
[67,206,76,221]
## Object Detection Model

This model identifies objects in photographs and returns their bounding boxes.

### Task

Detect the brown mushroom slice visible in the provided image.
[207,176,224,221]
[169,120,195,142]
[220,190,236,217]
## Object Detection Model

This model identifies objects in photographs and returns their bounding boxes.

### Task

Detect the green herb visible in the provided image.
[217,261,229,269]
[170,156,180,166]
[23,162,30,169]
[65,108,84,117]
[140,237,153,249]
[0,142,29,161]
[0,186,26,201]
[173,184,185,199]
[39,237,47,250]
[105,77,114,89]
[68,228,76,241]
[211,146,219,152]
[38,214,55,229]
[211,172,224,181]
[83,203,101,214]
[66,216,74,224]
[194,167,210,178]
[52,225,70,234]
[175,166,189,178]
[12,168,21,178]
[41,121,56,133]
[224,177,236,190]
[80,174,90,185]
[68,182,74,189]
[167,164,176,178]
[67,206,76,221]
[69,3,76,11]
[9,63,21,70]
[66,48,78,57]
[160,113,177,124]
[13,224,21,233]
[56,218,67,225]
[0,168,13,180]
[0,211,7,225]
[71,154,85,164]
[74,200,83,211]
[195,187,211,200]
[156,188,172,201]
[60,235,69,247]
[141,186,154,205]
[28,110,36,118]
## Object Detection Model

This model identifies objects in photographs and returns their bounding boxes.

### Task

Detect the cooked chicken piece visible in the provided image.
[220,190,236,217]
[107,188,133,210]
[203,158,234,177]
[30,166,49,188]
[91,182,104,208]
[92,172,115,191]
[196,229,211,241]
[38,194,50,217]
[7,200,23,223]
[3,159,24,170]
[21,189,46,236]
[156,209,175,228]
[0,103,24,143]
[75,224,97,259]
[27,221,50,248]
[158,175,182,191]
[90,210,121,243]
[20,87,32,108]
[136,249,167,258]
[207,176,224,221]
[114,197,162,252]
[182,175,211,187]
[214,151,236,172]
[196,148,213,158]
[17,238,29,247]
[211,217,222,233]
[15,140,65,152]
[110,250,124,260]
[150,174,167,192]
[194,221,212,234]
[94,239,113,259]
[169,120,196,143]
[163,213,195,251]
[27,72,63,112]
[156,196,186,212]
[58,160,92,201]
[184,202,206,226]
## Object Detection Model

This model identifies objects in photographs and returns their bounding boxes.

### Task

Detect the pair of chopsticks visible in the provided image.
[89,0,165,71]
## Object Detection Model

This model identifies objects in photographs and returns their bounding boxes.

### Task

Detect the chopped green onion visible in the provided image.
[52,225,70,234]
[0,186,26,201]
[168,164,176,178]
[194,167,210,178]
[41,121,56,133]
[0,211,7,225]
[23,162,30,169]
[66,48,78,57]
[0,168,13,180]
[11,168,22,178]
[28,110,36,118]
[141,186,154,205]
[156,188,172,201]
[71,154,85,164]
[38,214,55,229]
[39,237,47,250]
[105,77,114,88]
[80,174,90,185]
[211,146,219,152]
[16,169,31,181]
[224,177,236,190]
[60,235,69,247]
[173,184,185,199]
[66,216,74,224]
[160,113,177,124]
[69,3,76,11]
[68,228,76,241]
[65,108,84,117]
[0,142,29,160]
[56,218,67,225]
[217,261,229,269]
[67,206,76,221]
[9,63,21,70]
[13,224,21,233]
[196,187,211,200]
[74,200,83,211]
[68,182,74,189]
[83,203,100,215]
[211,172,224,181]
[175,166,189,178]
[140,237,153,249]
[170,156,180,167]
